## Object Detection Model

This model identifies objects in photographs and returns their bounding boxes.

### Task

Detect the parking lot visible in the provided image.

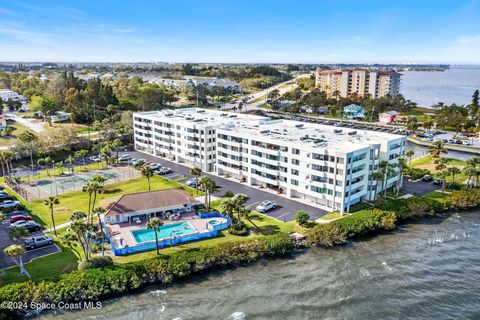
[119,149,329,222]
[402,179,442,196]
[0,211,60,270]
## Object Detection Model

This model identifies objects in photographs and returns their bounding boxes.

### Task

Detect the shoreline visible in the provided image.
[2,188,479,319]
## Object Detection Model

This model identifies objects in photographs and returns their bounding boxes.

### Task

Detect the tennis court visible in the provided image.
[19,166,139,200]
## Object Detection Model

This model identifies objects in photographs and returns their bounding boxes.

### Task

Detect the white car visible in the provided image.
[89,155,102,162]
[148,163,161,170]
[0,200,20,210]
[155,167,172,175]
[185,178,198,187]
[256,200,277,213]
[118,154,131,162]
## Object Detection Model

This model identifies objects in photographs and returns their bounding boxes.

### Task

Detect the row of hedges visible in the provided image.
[306,188,480,248]
[0,234,296,319]
[404,167,430,179]
[307,209,397,247]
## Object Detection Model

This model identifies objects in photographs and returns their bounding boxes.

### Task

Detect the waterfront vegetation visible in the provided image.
[4,169,480,318]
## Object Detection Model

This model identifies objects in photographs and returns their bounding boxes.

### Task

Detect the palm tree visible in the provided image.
[198,176,216,208]
[371,171,384,200]
[70,211,89,259]
[8,227,29,243]
[428,141,448,159]
[54,161,64,176]
[0,151,8,176]
[44,156,52,176]
[59,232,81,258]
[396,158,407,196]
[75,149,89,170]
[405,150,415,165]
[82,182,95,221]
[447,166,461,183]
[240,206,258,230]
[232,194,247,227]
[18,131,38,178]
[141,166,154,191]
[190,166,202,194]
[4,245,31,279]
[463,166,476,188]
[219,198,236,218]
[65,155,74,174]
[92,206,106,255]
[44,196,60,236]
[147,217,163,255]
[439,170,448,194]
[92,207,106,233]
[434,157,448,172]
[89,181,104,224]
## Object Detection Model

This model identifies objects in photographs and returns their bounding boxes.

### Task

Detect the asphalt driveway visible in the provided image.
[402,179,441,196]
[0,213,60,270]
[120,150,329,222]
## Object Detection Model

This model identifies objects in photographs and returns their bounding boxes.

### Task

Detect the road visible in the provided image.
[221,73,312,111]
[6,111,46,134]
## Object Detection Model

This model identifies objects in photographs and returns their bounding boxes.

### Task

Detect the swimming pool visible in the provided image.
[131,222,196,243]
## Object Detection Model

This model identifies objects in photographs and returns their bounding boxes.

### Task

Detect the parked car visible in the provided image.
[185,178,198,187]
[10,220,41,232]
[0,200,20,210]
[24,235,54,249]
[89,155,102,162]
[132,159,146,166]
[232,193,249,201]
[433,178,444,185]
[158,167,172,174]
[422,175,433,182]
[118,154,131,162]
[0,193,13,201]
[462,140,472,145]
[9,214,32,224]
[148,163,161,170]
[256,200,277,213]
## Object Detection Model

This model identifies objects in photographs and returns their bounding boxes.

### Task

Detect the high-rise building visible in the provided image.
[315,68,402,99]
[133,108,406,214]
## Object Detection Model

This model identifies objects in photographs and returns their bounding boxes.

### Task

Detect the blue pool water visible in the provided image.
[131,222,196,243]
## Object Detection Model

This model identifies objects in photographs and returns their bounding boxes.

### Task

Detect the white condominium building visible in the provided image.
[133,108,406,214]
[315,68,402,99]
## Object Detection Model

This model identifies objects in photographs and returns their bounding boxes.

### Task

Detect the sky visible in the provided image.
[0,0,480,64]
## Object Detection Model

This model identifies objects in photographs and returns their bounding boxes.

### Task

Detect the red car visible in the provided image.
[9,215,32,224]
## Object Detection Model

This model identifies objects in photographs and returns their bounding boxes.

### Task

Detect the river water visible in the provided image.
[401,65,480,107]
[39,210,480,320]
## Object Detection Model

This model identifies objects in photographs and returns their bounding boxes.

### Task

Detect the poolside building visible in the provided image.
[133,108,406,214]
[104,189,200,224]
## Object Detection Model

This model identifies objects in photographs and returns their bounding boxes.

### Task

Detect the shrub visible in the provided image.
[307,223,346,247]
[295,211,310,226]
[404,167,430,179]
[229,225,249,236]
[447,182,463,190]
[78,256,113,270]
[0,235,296,318]
[224,191,234,198]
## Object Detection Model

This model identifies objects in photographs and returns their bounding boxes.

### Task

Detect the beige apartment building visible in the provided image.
[315,68,401,99]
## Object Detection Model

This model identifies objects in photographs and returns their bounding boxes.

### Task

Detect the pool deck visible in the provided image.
[106,212,228,248]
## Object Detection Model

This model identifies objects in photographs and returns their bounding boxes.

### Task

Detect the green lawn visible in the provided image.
[11,173,200,228]
[0,201,300,285]
[410,155,468,182]
[0,246,79,286]
[0,123,30,146]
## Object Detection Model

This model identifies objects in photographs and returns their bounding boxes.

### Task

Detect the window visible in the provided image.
[291,159,299,165]
[291,169,299,176]
[291,179,299,186]
[292,148,300,155]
